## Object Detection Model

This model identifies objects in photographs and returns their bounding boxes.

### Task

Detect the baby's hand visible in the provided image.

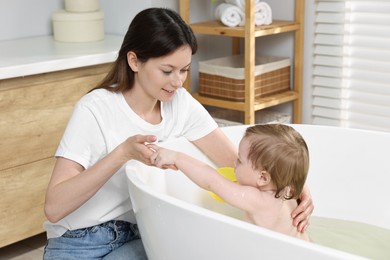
[147,144,178,170]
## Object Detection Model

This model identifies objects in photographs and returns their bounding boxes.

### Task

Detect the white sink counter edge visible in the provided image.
[0,34,123,80]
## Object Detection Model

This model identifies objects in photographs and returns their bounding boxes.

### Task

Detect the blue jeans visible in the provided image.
[43,220,148,260]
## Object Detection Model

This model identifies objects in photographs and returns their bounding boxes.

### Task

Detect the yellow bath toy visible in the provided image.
[210,167,237,202]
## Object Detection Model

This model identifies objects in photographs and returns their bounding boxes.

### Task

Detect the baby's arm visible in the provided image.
[149,145,220,190]
[149,145,262,213]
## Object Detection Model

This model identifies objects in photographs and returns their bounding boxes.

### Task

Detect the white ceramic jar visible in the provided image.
[52,10,104,42]
[64,0,100,12]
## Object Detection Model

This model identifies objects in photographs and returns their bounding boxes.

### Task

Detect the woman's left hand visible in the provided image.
[291,184,314,232]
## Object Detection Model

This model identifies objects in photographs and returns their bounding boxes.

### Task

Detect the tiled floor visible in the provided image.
[0,233,46,260]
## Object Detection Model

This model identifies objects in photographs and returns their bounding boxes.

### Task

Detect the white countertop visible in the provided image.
[0,34,123,80]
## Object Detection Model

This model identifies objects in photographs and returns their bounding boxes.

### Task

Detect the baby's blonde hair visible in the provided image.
[244,124,309,200]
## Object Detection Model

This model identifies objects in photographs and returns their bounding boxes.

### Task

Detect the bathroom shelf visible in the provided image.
[192,91,299,111]
[179,0,304,124]
[190,20,300,37]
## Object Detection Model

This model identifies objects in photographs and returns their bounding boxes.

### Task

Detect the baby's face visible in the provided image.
[234,137,258,187]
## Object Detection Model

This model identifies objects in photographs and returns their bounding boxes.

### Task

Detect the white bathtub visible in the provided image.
[126,124,390,260]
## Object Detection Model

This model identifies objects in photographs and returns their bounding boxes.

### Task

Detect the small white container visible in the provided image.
[52,10,104,43]
[65,0,100,12]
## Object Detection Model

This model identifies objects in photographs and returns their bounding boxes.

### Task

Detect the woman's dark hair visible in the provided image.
[93,8,198,92]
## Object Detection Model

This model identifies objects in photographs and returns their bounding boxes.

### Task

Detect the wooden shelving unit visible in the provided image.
[179,0,304,124]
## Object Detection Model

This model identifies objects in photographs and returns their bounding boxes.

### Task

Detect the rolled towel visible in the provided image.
[255,2,272,25]
[215,3,244,27]
[234,1,272,26]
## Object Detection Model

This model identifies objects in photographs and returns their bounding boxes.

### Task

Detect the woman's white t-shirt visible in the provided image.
[44,88,218,238]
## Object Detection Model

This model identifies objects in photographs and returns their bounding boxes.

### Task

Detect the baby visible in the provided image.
[149,124,310,241]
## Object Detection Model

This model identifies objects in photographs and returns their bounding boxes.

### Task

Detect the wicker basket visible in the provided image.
[199,55,290,101]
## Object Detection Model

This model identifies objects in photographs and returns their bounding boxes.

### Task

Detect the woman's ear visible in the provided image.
[256,170,271,187]
[127,51,138,72]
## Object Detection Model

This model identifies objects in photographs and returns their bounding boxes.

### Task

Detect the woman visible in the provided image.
[43,7,313,259]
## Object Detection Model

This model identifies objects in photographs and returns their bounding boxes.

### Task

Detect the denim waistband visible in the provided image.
[99,220,136,231]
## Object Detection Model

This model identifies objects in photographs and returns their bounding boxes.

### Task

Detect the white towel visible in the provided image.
[226,1,272,26]
[254,2,272,25]
[215,3,244,27]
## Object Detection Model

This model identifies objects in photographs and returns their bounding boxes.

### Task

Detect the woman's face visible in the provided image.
[132,45,192,102]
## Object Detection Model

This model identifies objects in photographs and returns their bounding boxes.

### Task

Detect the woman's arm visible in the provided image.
[191,128,238,167]
[44,135,157,223]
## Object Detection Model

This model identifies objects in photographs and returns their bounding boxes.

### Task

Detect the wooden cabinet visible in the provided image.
[179,0,304,124]
[0,63,111,247]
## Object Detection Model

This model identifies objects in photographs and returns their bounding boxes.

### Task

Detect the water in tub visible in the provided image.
[201,190,390,259]
[307,216,390,259]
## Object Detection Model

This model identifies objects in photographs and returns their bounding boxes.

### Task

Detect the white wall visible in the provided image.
[0,0,314,124]
[0,0,214,39]
[0,0,152,40]
[100,0,151,35]
[0,0,63,40]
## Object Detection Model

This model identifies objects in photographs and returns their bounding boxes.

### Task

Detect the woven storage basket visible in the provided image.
[199,55,290,101]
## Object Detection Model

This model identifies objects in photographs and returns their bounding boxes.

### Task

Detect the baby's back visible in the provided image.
[248,197,310,241]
